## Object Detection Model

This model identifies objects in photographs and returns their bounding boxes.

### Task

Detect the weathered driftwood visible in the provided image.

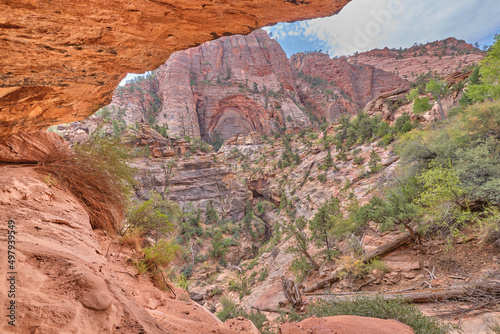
[307,279,500,304]
[304,234,411,293]
[281,276,303,309]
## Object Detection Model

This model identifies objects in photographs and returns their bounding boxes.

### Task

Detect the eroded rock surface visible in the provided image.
[0,0,351,140]
[134,155,251,220]
[279,315,415,334]
[347,38,483,81]
[0,153,253,334]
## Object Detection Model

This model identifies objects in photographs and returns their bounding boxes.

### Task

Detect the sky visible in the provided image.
[121,0,500,85]
[263,0,500,57]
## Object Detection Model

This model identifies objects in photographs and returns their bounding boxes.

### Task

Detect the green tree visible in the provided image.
[426,79,449,119]
[415,162,473,243]
[205,201,219,225]
[368,149,382,173]
[285,217,320,270]
[309,197,342,260]
[361,180,421,240]
[324,150,333,169]
[465,34,500,102]
[407,88,432,115]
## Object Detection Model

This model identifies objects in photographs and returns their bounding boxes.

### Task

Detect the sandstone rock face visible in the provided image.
[291,52,410,121]
[0,164,252,334]
[279,315,415,334]
[0,0,351,140]
[347,38,483,81]
[0,130,68,163]
[134,156,251,221]
[109,29,312,140]
[157,29,311,139]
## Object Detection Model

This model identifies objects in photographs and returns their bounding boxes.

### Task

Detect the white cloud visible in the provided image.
[266,0,500,56]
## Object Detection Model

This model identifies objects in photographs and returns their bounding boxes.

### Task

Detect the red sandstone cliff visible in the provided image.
[108,30,413,139]
[347,38,484,81]
[290,52,410,121]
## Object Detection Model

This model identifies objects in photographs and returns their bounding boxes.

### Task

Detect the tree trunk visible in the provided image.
[304,234,411,293]
[437,98,446,120]
[281,276,303,309]
[303,249,321,270]
[325,235,331,260]
[307,279,500,303]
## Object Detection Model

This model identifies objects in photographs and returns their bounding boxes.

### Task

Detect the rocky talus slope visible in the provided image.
[0,130,422,334]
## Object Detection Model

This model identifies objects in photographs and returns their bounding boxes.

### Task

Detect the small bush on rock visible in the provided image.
[37,131,135,232]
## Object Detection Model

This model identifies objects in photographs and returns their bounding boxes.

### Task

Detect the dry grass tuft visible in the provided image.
[120,227,145,252]
[37,134,134,232]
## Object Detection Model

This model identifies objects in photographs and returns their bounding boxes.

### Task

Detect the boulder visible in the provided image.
[279,315,415,334]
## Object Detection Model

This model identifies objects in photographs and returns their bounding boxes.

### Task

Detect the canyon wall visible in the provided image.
[107,30,411,139]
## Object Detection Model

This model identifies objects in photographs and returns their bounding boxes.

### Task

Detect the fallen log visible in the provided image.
[304,234,411,293]
[281,276,303,309]
[306,279,500,304]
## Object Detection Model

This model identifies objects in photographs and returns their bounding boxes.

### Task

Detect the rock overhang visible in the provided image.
[0,0,351,141]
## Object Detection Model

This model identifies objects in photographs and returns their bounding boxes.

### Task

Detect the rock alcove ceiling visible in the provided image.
[0,0,351,141]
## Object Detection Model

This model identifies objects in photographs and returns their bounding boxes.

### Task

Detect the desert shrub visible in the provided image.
[209,230,229,259]
[126,192,181,242]
[246,259,257,270]
[478,206,500,245]
[353,155,364,165]
[190,137,212,153]
[120,226,145,252]
[178,203,203,241]
[317,172,327,183]
[216,298,241,322]
[228,274,251,299]
[205,201,220,225]
[180,263,194,279]
[142,238,180,270]
[258,268,269,281]
[37,132,135,232]
[301,296,454,334]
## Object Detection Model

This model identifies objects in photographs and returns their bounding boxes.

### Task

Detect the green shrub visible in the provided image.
[317,172,327,183]
[126,192,181,242]
[353,156,364,165]
[247,259,258,270]
[258,268,268,282]
[142,238,180,270]
[228,274,251,299]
